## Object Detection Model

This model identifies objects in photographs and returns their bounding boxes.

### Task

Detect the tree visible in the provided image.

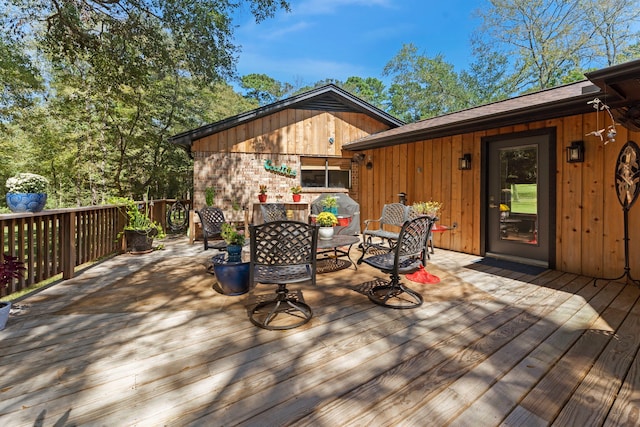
[0,36,42,125]
[342,77,387,111]
[4,0,290,85]
[582,0,640,66]
[383,43,469,122]
[240,73,293,105]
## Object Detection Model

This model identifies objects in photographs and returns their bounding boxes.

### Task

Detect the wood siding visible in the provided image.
[192,109,389,155]
[357,111,640,278]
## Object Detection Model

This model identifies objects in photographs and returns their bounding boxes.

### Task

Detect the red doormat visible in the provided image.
[406,265,441,284]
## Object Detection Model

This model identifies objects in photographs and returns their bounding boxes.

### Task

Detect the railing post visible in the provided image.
[61,211,76,279]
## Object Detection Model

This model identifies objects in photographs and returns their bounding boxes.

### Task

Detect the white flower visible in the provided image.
[5,173,49,193]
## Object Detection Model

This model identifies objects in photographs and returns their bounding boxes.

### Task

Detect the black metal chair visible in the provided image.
[358,203,411,263]
[196,207,227,250]
[249,221,318,330]
[361,215,434,309]
[260,203,287,223]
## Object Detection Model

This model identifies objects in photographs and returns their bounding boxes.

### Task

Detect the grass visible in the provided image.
[510,183,537,214]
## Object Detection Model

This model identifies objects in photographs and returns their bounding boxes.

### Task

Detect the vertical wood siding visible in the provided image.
[192,110,389,155]
[356,111,640,277]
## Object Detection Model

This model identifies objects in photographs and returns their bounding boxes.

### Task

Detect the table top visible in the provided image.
[317,234,360,250]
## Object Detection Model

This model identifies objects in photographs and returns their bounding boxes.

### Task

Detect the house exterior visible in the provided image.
[344,59,640,278]
[170,84,403,223]
[171,59,640,278]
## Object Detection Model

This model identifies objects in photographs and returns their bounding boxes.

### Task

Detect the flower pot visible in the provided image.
[318,226,334,240]
[6,193,47,213]
[0,301,11,330]
[124,229,156,253]
[258,194,267,203]
[226,244,242,262]
[292,194,301,202]
[212,260,251,295]
[323,206,338,215]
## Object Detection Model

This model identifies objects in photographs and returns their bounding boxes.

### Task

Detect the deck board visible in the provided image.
[1,237,640,426]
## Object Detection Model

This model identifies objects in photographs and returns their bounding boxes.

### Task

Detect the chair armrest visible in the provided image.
[362,218,381,232]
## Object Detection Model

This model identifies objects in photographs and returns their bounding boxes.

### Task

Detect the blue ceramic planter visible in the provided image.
[212,253,251,295]
[6,193,47,213]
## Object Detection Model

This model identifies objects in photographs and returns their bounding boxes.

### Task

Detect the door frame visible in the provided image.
[480,128,557,268]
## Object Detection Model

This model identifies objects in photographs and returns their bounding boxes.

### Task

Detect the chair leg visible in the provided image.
[250,284,313,330]
[368,274,423,309]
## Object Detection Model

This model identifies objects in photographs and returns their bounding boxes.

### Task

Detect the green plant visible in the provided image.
[290,185,302,194]
[412,200,443,217]
[5,173,49,193]
[1,254,25,288]
[259,184,268,195]
[316,211,338,227]
[111,197,165,239]
[321,195,337,209]
[221,223,245,245]
[205,187,216,206]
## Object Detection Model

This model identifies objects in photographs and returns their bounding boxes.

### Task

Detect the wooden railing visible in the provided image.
[0,199,191,297]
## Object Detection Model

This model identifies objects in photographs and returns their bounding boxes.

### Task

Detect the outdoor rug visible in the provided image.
[467,257,548,276]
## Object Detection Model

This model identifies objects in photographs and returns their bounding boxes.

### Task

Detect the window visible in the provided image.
[300,157,351,189]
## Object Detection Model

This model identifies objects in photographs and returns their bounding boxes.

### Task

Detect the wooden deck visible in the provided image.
[2,236,640,426]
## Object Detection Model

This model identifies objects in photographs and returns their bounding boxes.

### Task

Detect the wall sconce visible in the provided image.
[566,140,584,163]
[458,153,472,170]
[365,155,373,170]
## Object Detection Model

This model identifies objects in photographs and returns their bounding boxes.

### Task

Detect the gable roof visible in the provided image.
[169,84,405,150]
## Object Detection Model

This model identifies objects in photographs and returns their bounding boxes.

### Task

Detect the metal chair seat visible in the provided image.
[249,221,318,330]
[253,265,313,284]
[358,203,411,264]
[360,215,434,309]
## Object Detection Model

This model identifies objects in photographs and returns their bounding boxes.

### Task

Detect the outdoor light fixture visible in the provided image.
[366,155,373,170]
[458,153,472,170]
[566,140,585,163]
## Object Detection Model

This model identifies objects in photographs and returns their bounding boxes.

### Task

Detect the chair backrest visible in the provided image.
[380,203,411,228]
[394,215,434,267]
[196,207,225,237]
[249,221,318,286]
[260,203,287,223]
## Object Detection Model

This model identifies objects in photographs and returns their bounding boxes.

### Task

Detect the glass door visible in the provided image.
[485,133,553,266]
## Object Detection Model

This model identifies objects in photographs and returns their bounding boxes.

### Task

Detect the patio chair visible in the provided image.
[196,206,227,250]
[361,215,434,309]
[260,203,287,223]
[249,220,318,330]
[358,203,411,264]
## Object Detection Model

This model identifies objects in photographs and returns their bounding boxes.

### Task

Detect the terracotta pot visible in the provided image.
[258,194,267,203]
[292,194,301,202]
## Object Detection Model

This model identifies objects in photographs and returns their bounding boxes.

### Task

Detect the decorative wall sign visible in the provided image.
[264,159,297,177]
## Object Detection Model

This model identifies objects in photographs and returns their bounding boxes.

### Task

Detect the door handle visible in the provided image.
[489,203,498,209]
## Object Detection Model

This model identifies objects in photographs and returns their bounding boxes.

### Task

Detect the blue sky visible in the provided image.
[232,0,486,87]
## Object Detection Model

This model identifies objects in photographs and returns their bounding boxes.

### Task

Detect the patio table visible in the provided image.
[316,234,360,273]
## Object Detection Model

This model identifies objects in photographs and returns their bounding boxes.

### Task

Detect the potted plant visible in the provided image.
[0,254,25,330]
[291,185,302,202]
[321,195,338,215]
[113,197,165,254]
[412,200,443,218]
[212,223,250,295]
[5,172,49,213]
[221,222,245,262]
[258,184,268,203]
[316,211,338,240]
[205,187,216,206]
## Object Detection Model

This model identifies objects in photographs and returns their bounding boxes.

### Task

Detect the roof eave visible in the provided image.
[344,90,602,151]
